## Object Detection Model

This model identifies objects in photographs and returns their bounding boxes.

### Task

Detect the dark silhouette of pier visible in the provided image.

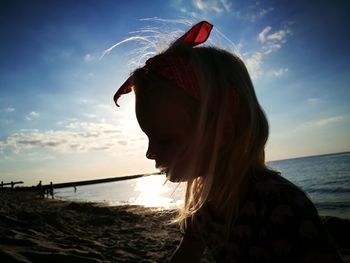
[1,181,24,188]
[42,172,161,190]
[1,172,163,194]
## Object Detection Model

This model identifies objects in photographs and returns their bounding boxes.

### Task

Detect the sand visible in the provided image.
[0,190,349,263]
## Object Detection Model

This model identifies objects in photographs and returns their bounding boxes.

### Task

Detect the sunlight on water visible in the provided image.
[56,174,185,209]
[129,176,185,208]
[55,152,350,217]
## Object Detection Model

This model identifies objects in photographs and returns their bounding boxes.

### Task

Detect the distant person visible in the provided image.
[37,180,44,198]
[10,181,14,189]
[1,181,3,188]
[49,182,54,199]
[113,21,343,262]
[74,185,77,193]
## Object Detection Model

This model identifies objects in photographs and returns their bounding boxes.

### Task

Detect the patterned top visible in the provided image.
[186,173,343,262]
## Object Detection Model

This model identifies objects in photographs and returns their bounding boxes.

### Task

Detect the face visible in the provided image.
[136,91,196,182]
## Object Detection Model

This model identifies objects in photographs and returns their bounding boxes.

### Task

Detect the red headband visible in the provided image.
[114,21,213,107]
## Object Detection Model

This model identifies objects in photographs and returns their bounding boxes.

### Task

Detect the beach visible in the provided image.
[0,190,349,263]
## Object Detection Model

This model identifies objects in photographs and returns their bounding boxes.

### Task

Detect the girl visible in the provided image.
[114,21,342,262]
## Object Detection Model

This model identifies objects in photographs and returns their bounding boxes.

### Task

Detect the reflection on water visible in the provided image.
[55,174,185,209]
[56,152,350,217]
[130,176,185,208]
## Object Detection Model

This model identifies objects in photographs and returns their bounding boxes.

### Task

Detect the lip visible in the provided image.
[156,164,169,174]
[155,160,170,173]
[158,167,169,173]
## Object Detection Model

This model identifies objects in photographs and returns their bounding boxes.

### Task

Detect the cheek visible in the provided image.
[166,144,196,182]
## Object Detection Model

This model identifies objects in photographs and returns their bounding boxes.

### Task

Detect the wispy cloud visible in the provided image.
[25,111,40,121]
[258,26,291,44]
[2,107,15,113]
[77,98,93,104]
[245,52,263,78]
[1,121,127,154]
[307,98,321,103]
[272,67,289,77]
[0,141,5,154]
[295,115,346,131]
[83,113,97,119]
[84,53,94,62]
[176,0,234,18]
[249,7,274,22]
[258,26,272,42]
[245,25,291,79]
[192,0,232,13]
[177,0,273,21]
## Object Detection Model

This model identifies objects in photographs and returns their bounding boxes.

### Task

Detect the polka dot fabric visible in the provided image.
[186,173,343,262]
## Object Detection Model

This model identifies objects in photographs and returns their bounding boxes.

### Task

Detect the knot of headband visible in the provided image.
[114,21,213,107]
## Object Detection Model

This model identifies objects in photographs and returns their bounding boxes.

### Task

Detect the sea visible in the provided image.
[55,151,350,219]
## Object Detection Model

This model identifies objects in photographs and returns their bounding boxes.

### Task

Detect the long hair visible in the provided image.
[133,42,278,238]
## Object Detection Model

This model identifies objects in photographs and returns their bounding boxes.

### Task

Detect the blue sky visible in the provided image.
[1,0,349,185]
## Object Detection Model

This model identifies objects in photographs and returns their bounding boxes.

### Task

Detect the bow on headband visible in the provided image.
[113,21,213,107]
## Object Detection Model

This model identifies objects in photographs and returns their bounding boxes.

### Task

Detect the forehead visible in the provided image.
[135,92,194,138]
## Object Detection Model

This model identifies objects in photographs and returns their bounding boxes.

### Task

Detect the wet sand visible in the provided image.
[0,190,348,262]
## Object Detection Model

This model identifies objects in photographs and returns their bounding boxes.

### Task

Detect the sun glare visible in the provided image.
[130,175,185,208]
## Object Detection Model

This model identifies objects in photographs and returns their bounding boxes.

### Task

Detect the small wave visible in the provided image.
[306,186,350,194]
[315,200,350,210]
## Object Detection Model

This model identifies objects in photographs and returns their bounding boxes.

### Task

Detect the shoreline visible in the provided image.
[0,190,349,262]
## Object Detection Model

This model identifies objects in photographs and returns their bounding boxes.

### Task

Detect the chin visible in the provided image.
[166,170,188,183]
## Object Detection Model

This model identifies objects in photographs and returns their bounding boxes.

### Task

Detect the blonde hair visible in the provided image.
[133,42,278,238]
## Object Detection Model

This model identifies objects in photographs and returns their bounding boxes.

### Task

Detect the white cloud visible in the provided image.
[25,111,40,121]
[193,0,205,10]
[307,98,321,103]
[258,26,272,42]
[179,0,272,21]
[77,98,93,104]
[263,44,281,55]
[192,0,232,14]
[296,115,346,131]
[30,111,39,117]
[258,7,274,18]
[266,29,290,42]
[1,121,128,154]
[245,52,263,79]
[272,67,288,77]
[0,141,4,153]
[244,25,291,79]
[84,53,93,62]
[313,116,345,126]
[219,0,232,12]
[258,26,290,43]
[2,107,16,112]
[83,113,97,119]
[248,4,274,22]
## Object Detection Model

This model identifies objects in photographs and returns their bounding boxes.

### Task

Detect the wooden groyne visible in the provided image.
[42,172,162,190]
[1,181,24,188]
[2,172,163,192]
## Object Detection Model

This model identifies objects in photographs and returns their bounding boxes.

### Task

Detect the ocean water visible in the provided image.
[268,151,350,219]
[55,152,350,218]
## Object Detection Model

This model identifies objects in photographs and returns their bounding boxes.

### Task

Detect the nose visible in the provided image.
[146,150,156,160]
[146,143,157,160]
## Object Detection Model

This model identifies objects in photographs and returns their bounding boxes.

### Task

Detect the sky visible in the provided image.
[0,0,349,186]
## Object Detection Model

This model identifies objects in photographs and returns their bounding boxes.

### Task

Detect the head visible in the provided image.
[133,67,199,183]
[115,21,274,234]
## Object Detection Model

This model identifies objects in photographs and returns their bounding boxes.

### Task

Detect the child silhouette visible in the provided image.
[114,21,342,263]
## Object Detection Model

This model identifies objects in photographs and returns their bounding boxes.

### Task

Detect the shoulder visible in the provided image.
[250,173,322,233]
[246,173,342,262]
[252,172,316,216]
[239,173,323,241]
